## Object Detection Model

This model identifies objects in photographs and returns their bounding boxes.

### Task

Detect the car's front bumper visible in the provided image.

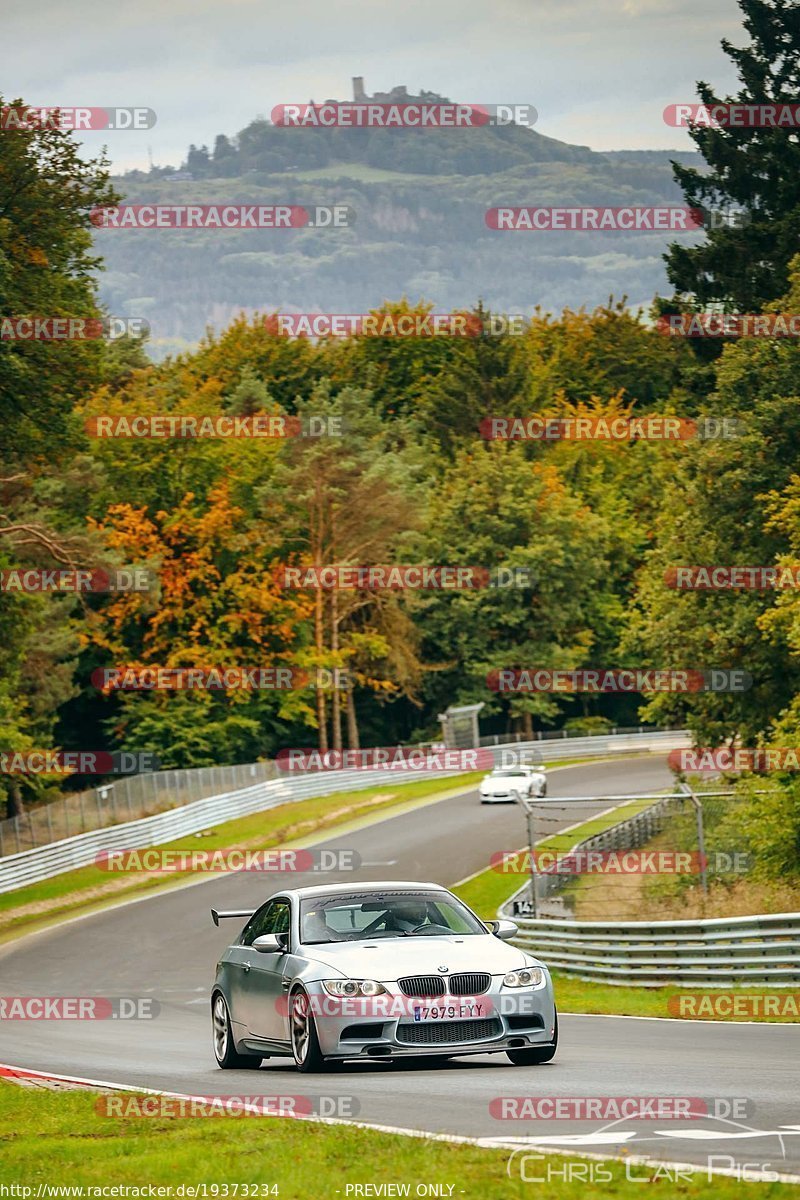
[480,786,545,802]
[305,980,556,1059]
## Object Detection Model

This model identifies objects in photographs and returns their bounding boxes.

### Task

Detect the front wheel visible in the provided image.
[506,1011,558,1065]
[212,993,262,1069]
[290,987,328,1073]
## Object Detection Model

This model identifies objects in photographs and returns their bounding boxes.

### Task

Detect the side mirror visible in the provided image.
[252,933,286,953]
[487,918,518,941]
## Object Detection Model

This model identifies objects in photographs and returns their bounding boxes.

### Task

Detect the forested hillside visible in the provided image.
[3,5,800,902]
[100,101,702,353]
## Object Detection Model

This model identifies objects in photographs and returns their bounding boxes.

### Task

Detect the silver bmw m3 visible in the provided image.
[211,880,557,1072]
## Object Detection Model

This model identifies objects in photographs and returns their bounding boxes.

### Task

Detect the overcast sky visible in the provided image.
[1,0,745,172]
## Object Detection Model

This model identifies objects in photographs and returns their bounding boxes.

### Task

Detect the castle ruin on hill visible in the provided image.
[351,77,444,104]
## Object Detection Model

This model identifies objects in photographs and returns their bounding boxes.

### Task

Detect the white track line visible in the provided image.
[2,1062,799,1184]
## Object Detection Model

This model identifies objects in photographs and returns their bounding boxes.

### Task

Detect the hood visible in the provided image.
[301,933,532,980]
[480,771,544,792]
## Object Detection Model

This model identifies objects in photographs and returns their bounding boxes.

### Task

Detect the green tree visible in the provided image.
[259,380,423,751]
[0,97,118,815]
[419,309,529,455]
[0,94,118,466]
[623,263,800,744]
[418,445,615,736]
[664,0,800,309]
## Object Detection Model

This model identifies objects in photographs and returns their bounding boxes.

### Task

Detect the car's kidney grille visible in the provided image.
[397,975,446,997]
[449,972,491,995]
[396,1018,502,1045]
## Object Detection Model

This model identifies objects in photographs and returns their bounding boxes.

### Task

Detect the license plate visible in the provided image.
[412,1003,484,1022]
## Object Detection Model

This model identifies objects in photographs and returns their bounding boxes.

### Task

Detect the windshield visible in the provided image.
[299,891,487,945]
[490,767,528,777]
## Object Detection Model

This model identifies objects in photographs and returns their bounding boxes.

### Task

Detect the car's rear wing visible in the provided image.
[211,908,254,927]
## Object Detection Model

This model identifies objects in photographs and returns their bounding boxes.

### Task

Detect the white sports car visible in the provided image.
[479,765,547,803]
[211,880,557,1072]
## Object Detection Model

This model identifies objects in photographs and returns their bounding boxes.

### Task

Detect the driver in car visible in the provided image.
[388,899,432,933]
[302,909,344,943]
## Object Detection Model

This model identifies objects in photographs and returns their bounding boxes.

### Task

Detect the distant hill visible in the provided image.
[99,85,703,356]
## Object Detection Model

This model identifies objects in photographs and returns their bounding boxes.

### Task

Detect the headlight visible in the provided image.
[503,968,544,988]
[321,979,387,997]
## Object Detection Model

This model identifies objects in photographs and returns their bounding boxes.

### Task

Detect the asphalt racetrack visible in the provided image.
[1,755,798,1178]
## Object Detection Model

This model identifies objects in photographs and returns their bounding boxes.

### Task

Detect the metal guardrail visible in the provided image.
[0,761,279,858]
[477,725,667,746]
[500,790,800,986]
[0,729,688,893]
[532,792,684,908]
[502,909,800,987]
[0,724,684,857]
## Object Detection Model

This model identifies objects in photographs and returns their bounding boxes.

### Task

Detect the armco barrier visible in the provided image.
[499,784,800,986]
[500,908,800,987]
[0,729,687,893]
[0,725,686,857]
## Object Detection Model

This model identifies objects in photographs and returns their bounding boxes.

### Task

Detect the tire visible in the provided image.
[506,1011,558,1066]
[212,993,263,1069]
[290,986,328,1073]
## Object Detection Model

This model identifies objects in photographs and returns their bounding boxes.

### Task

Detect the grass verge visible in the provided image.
[453,795,655,918]
[547,974,800,1022]
[0,772,483,942]
[1,1081,795,1198]
[0,756,618,943]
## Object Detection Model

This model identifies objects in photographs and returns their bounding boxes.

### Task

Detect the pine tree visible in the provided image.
[665,0,800,310]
